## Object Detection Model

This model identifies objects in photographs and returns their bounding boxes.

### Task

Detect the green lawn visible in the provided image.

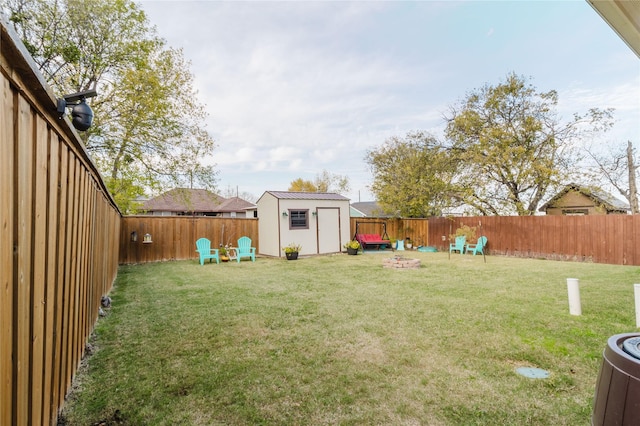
[61,252,640,425]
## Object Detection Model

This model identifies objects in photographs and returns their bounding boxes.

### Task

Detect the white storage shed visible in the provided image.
[257,191,351,257]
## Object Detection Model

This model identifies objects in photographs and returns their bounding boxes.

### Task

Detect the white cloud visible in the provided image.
[140,0,640,201]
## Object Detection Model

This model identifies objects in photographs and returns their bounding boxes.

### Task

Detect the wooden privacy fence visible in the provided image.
[428,215,640,265]
[350,217,430,246]
[120,216,259,264]
[1,18,121,426]
[123,215,640,266]
[119,217,421,264]
[350,215,639,266]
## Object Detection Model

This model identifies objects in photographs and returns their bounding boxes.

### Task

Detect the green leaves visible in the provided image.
[366,132,458,217]
[444,73,610,215]
[366,73,614,216]
[288,170,350,194]
[5,0,218,209]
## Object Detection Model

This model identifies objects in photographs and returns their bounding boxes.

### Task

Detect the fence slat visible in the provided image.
[0,66,15,426]
[30,115,49,424]
[16,94,34,425]
[41,132,60,426]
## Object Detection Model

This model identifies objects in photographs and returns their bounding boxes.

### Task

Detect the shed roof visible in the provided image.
[539,183,630,212]
[262,191,349,201]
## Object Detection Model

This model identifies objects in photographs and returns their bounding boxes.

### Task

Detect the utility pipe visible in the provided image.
[567,278,581,316]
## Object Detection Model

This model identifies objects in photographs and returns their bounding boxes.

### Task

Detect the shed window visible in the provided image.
[289,210,309,229]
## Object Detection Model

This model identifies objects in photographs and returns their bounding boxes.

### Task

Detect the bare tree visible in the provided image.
[585,140,639,214]
[626,141,638,214]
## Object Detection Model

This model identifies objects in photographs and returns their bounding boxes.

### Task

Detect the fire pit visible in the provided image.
[382,256,421,269]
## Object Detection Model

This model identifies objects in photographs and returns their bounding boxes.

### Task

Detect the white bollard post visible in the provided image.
[635,284,640,328]
[567,278,581,316]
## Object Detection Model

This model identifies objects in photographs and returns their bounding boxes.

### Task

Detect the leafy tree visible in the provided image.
[445,72,613,215]
[288,178,318,193]
[3,0,218,210]
[288,169,350,194]
[365,132,459,217]
[585,141,639,214]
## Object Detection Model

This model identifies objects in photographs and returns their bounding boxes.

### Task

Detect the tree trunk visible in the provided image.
[627,141,639,214]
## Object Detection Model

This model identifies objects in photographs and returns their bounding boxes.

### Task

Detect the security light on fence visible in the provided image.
[130,231,137,242]
[57,89,97,131]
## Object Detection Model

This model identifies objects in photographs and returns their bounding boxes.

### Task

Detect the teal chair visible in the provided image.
[236,236,256,262]
[196,238,220,265]
[449,236,466,254]
[396,239,405,251]
[466,236,487,256]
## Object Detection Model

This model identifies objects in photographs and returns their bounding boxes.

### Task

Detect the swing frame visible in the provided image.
[353,221,392,250]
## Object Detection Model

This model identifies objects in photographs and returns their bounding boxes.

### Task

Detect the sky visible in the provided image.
[138,0,640,202]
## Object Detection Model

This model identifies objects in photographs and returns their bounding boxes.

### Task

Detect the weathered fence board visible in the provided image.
[0,71,13,426]
[42,132,59,426]
[31,114,48,424]
[16,92,33,424]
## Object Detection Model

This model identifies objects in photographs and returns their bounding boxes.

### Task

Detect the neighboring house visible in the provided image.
[215,196,257,218]
[257,191,351,257]
[350,205,367,217]
[350,201,393,217]
[140,188,256,217]
[539,184,630,215]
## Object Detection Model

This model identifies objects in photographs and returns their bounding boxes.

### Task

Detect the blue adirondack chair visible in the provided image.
[465,236,487,256]
[449,236,466,254]
[195,238,220,265]
[236,236,256,262]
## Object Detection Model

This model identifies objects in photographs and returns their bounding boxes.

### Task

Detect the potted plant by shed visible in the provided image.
[283,243,301,260]
[344,240,360,255]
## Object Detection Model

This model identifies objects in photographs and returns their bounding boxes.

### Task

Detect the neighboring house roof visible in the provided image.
[350,206,366,217]
[261,191,349,201]
[539,183,630,213]
[350,201,392,217]
[216,196,256,212]
[142,188,223,213]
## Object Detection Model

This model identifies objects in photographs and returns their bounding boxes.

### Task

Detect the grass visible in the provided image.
[61,252,640,425]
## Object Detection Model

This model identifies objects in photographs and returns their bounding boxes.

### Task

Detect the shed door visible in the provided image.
[317,208,341,254]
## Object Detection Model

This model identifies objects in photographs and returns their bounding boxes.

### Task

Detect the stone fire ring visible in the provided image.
[382,256,421,269]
